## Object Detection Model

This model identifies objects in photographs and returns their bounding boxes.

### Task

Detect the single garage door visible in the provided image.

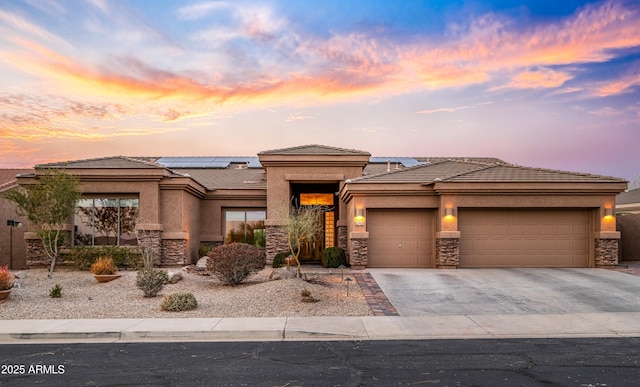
[367,209,434,268]
[459,209,590,268]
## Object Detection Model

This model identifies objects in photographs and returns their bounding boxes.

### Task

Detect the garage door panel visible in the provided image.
[459,209,589,268]
[367,209,434,268]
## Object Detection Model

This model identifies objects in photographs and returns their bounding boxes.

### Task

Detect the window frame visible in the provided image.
[223,208,267,247]
[74,195,140,247]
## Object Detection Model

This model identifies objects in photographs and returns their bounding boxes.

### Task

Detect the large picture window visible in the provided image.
[224,210,266,247]
[74,197,139,246]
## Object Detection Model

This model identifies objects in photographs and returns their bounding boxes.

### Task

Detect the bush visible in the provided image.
[160,292,198,312]
[91,257,117,275]
[207,243,266,286]
[0,265,14,290]
[272,251,292,268]
[49,284,62,298]
[198,244,213,258]
[70,246,143,270]
[321,247,347,268]
[300,288,320,303]
[136,269,168,297]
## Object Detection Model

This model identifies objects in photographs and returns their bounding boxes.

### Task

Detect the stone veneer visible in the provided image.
[435,238,460,267]
[337,224,348,251]
[137,229,162,266]
[162,239,187,266]
[265,224,289,264]
[350,238,368,268]
[594,238,619,266]
[25,231,72,266]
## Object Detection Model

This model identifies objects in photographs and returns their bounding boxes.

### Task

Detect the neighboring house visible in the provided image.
[616,188,640,261]
[4,145,627,269]
[0,169,32,269]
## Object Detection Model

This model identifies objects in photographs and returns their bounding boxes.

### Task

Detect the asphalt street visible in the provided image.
[1,338,639,386]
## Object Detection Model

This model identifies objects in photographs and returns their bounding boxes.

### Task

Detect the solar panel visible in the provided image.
[156,157,262,169]
[369,157,426,167]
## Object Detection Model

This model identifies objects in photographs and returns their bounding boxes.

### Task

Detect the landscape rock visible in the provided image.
[13,271,27,279]
[195,257,208,270]
[167,270,183,284]
[269,267,297,281]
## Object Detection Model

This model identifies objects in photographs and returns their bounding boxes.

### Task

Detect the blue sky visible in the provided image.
[0,0,638,182]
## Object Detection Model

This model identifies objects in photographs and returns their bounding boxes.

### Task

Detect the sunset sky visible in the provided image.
[0,0,638,181]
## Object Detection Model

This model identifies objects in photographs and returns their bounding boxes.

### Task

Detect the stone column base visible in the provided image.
[436,238,460,268]
[265,224,289,264]
[350,232,369,268]
[595,238,619,267]
[337,223,348,251]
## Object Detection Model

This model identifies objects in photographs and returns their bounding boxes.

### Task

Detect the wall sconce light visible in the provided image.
[604,208,613,217]
[445,207,456,218]
[354,208,366,226]
[7,220,22,227]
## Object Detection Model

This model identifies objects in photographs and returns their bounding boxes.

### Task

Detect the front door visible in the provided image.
[291,183,339,261]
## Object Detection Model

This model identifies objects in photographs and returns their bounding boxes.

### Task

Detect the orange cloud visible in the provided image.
[496,68,573,90]
[592,69,640,96]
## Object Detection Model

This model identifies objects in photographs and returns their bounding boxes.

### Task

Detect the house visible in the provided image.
[616,188,640,260]
[4,144,627,269]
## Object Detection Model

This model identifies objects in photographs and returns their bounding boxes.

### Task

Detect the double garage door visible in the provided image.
[367,208,590,268]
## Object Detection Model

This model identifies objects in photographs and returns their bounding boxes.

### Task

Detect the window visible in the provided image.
[225,210,266,247]
[74,197,139,246]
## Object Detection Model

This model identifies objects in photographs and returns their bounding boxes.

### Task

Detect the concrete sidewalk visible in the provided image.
[2,312,640,344]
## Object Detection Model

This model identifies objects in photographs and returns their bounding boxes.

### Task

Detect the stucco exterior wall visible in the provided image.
[199,195,267,246]
[0,193,28,269]
[618,214,640,260]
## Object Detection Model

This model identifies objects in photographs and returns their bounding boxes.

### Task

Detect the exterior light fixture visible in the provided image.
[445,208,456,218]
[354,208,365,226]
[7,220,22,227]
[604,208,613,217]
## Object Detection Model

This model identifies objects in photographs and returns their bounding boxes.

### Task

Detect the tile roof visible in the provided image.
[258,144,370,156]
[0,169,32,192]
[37,156,162,169]
[175,168,266,190]
[351,160,489,183]
[349,159,625,184]
[444,164,625,183]
[617,188,640,205]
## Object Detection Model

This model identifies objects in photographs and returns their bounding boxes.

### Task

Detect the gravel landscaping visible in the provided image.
[1,267,374,319]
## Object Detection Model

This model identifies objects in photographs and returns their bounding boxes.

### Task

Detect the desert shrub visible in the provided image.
[136,269,169,297]
[272,251,292,268]
[206,243,266,286]
[160,292,198,312]
[91,257,117,275]
[198,244,214,258]
[321,247,347,268]
[49,284,62,298]
[70,246,143,270]
[300,288,320,303]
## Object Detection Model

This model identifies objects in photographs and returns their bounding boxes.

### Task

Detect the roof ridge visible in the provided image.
[258,144,369,155]
[350,159,451,182]
[36,155,163,168]
[119,156,166,168]
[437,161,497,181]
[495,163,627,181]
[0,179,18,193]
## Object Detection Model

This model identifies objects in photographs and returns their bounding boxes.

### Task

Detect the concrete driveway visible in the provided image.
[368,268,640,316]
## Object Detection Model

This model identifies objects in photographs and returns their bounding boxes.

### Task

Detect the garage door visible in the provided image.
[367,209,434,268]
[459,209,590,268]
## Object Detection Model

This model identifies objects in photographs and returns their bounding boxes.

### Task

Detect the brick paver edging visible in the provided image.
[353,273,400,316]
